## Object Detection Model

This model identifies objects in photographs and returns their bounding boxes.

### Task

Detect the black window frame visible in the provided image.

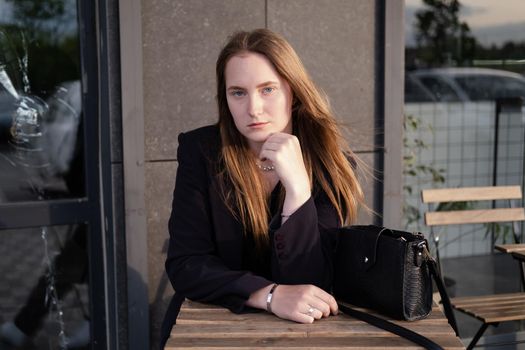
[0,1,119,348]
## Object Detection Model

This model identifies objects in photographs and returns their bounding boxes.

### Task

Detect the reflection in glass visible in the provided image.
[455,73,525,101]
[418,74,462,102]
[404,4,525,342]
[404,1,525,257]
[0,224,90,348]
[0,0,84,202]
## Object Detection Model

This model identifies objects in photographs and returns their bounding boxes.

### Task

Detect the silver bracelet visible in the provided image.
[266,283,279,313]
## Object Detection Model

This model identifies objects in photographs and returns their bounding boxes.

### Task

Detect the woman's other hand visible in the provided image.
[258,133,311,216]
[246,284,338,323]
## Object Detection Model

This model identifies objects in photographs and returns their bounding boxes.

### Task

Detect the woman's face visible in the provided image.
[225,51,293,154]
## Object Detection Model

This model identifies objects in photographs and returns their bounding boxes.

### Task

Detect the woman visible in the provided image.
[161,28,364,346]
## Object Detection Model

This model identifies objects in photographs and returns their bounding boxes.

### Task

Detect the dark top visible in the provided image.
[161,124,341,346]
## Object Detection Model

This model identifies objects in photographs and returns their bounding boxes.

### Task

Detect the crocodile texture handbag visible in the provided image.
[332,225,458,350]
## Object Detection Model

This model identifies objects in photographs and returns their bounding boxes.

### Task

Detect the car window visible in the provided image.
[418,76,461,102]
[454,75,525,101]
[405,74,435,102]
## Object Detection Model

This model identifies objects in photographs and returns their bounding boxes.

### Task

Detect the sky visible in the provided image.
[0,1,13,21]
[405,0,525,47]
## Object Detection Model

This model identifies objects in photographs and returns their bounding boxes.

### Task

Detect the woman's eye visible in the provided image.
[230,90,245,97]
[262,87,275,94]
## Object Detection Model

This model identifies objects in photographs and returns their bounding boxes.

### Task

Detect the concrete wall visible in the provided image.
[140,0,377,347]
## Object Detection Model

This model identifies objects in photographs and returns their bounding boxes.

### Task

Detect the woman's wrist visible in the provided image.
[282,177,310,198]
[246,283,276,310]
[266,284,279,313]
[282,191,311,218]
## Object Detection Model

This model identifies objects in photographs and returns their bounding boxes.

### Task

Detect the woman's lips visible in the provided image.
[248,122,269,128]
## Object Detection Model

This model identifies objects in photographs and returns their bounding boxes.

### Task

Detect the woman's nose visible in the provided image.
[248,94,263,117]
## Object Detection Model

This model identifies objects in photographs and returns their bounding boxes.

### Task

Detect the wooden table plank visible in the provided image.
[177,304,448,324]
[171,322,457,338]
[166,300,465,349]
[495,244,525,253]
[167,336,465,349]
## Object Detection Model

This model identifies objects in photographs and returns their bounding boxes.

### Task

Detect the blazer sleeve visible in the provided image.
[165,132,272,313]
[268,189,340,291]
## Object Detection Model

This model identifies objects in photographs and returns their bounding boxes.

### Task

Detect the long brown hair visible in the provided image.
[216,29,364,248]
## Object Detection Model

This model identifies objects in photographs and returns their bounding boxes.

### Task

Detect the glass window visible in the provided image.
[405,74,436,102]
[404,0,525,254]
[455,75,525,101]
[0,1,84,203]
[0,2,108,347]
[0,224,90,348]
[404,2,525,341]
[418,76,462,102]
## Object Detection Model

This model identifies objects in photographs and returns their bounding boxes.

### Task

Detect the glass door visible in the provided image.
[0,1,108,348]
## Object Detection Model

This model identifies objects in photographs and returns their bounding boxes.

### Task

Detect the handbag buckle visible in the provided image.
[414,241,427,267]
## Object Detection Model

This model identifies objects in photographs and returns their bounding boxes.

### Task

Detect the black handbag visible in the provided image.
[332,225,459,350]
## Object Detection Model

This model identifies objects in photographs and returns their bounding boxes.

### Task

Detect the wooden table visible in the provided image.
[165,299,465,349]
[494,243,525,253]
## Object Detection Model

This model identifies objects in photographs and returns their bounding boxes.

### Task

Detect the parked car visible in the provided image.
[405,67,525,102]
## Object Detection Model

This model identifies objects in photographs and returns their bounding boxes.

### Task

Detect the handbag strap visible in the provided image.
[336,254,459,350]
[337,302,444,350]
[427,255,459,335]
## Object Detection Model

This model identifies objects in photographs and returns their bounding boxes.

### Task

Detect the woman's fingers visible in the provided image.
[290,306,321,323]
[269,284,337,323]
[308,298,331,317]
[292,311,315,324]
[307,306,324,320]
[258,133,301,165]
[258,133,310,201]
[313,291,339,316]
[307,291,337,317]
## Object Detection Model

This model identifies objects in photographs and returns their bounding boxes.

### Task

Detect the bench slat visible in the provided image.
[454,302,525,313]
[451,293,525,323]
[421,186,522,203]
[453,302,525,313]
[460,309,525,324]
[451,292,525,305]
[425,208,525,226]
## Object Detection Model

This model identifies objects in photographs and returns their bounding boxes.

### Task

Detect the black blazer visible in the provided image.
[161,125,340,346]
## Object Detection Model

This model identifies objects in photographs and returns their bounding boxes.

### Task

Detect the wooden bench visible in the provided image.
[165,299,465,349]
[421,185,525,350]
